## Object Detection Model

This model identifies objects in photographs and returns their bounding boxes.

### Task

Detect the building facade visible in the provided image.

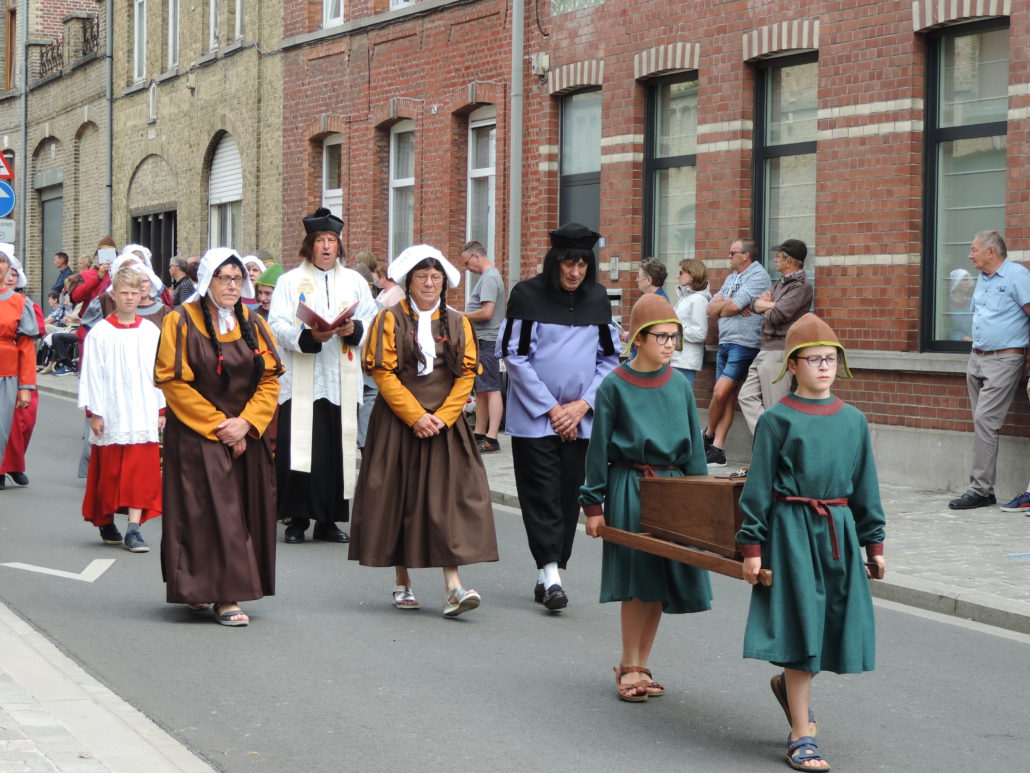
[281,0,1029,492]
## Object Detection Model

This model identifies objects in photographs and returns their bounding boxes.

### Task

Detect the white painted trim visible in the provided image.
[817,253,921,266]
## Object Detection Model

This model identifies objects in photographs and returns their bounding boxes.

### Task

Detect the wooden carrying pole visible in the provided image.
[598,525,773,586]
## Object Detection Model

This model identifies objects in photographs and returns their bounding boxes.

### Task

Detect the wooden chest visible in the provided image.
[638,475,746,560]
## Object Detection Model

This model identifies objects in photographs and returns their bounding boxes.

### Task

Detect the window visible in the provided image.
[209,134,243,249]
[923,22,1009,350]
[166,0,179,69]
[753,55,818,267]
[208,0,219,50]
[232,0,243,40]
[5,4,16,91]
[322,133,343,219]
[131,210,177,280]
[467,107,496,253]
[324,0,343,27]
[645,76,698,290]
[559,90,601,235]
[133,0,147,82]
[390,0,414,10]
[389,120,415,260]
[148,82,158,121]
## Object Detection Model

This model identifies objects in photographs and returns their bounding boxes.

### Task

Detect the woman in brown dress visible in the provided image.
[349,245,497,617]
[155,248,283,626]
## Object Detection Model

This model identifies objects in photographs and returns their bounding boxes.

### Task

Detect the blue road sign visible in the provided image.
[0,180,14,218]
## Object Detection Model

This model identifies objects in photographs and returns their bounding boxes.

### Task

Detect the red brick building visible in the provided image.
[282,0,1029,493]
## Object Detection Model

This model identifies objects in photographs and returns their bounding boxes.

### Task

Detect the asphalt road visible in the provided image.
[0,393,1028,772]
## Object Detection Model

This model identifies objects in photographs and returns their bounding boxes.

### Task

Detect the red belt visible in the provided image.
[776,495,849,559]
[610,461,679,479]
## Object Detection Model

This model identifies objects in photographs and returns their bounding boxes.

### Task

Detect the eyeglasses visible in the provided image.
[412,272,445,285]
[798,354,837,367]
[728,250,746,257]
[212,274,244,286]
[644,331,682,345]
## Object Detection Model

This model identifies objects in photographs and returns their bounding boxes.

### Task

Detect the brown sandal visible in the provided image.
[613,665,649,702]
[637,667,665,697]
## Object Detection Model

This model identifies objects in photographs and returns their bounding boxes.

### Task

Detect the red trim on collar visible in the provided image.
[780,395,844,415]
[105,313,143,329]
[613,363,673,389]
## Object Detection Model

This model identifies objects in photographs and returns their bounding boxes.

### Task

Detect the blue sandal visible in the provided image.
[785,735,831,771]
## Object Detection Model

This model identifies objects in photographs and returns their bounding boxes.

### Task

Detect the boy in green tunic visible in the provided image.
[582,294,712,703]
[737,313,886,771]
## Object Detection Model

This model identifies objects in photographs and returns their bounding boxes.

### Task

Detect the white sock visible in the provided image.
[542,562,560,588]
[538,568,546,585]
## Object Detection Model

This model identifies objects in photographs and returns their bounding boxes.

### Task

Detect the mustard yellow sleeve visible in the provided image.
[239,313,284,437]
[364,309,427,427]
[154,308,227,441]
[434,315,478,427]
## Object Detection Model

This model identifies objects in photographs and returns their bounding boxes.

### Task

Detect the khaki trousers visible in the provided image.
[738,349,791,435]
[966,351,1024,496]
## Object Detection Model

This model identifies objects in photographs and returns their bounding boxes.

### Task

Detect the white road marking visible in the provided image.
[1,558,115,583]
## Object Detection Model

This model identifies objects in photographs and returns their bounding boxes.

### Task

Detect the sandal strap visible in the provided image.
[787,736,826,763]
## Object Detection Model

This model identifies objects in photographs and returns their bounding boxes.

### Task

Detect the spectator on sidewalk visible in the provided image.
[78,267,165,552]
[499,222,619,611]
[50,252,72,295]
[702,237,771,466]
[949,230,1030,510]
[738,239,813,434]
[460,240,506,454]
[671,258,710,386]
[169,255,195,306]
[373,262,404,308]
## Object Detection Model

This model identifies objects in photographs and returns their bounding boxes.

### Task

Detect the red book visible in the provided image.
[295,300,359,331]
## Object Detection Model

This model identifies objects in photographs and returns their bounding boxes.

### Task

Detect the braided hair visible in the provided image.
[403,257,462,377]
[200,256,267,394]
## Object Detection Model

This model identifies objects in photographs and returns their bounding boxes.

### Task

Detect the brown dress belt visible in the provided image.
[610,461,679,479]
[972,347,1026,356]
[775,495,849,559]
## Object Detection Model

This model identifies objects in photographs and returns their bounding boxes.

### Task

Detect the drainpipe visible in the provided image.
[104,0,112,234]
[17,0,27,262]
[507,0,524,287]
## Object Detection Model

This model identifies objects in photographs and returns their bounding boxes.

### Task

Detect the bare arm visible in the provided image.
[464,300,496,323]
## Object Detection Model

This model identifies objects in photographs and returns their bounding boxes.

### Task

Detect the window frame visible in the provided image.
[323,0,343,27]
[465,106,497,300]
[322,133,344,219]
[388,120,416,261]
[558,88,602,236]
[208,0,219,51]
[166,0,179,69]
[751,51,819,269]
[643,72,699,285]
[133,0,147,83]
[5,5,17,91]
[920,18,1009,352]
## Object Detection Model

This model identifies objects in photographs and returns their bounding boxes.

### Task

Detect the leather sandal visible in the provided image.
[613,666,649,702]
[392,584,420,610]
[637,666,664,697]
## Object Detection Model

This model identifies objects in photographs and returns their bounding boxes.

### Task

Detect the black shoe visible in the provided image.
[948,490,997,510]
[706,445,726,467]
[0,475,5,490]
[312,522,350,543]
[703,432,714,450]
[9,472,28,486]
[284,524,307,543]
[98,523,123,545]
[542,584,568,611]
[477,437,501,454]
[534,582,546,604]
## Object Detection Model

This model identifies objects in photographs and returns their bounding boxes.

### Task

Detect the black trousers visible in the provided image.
[275,398,349,524]
[511,435,588,569]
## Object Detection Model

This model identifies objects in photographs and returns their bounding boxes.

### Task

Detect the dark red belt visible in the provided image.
[610,461,678,478]
[776,495,849,559]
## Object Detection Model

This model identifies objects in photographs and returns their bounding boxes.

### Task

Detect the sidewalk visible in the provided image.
[6,374,1028,772]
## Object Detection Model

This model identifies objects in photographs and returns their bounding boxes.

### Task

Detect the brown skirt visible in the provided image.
[348,397,498,568]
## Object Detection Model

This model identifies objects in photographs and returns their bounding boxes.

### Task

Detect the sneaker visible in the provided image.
[443,587,481,617]
[947,490,996,510]
[706,445,726,467]
[53,364,75,376]
[98,523,123,545]
[1000,491,1030,513]
[477,436,500,454]
[123,528,150,553]
[703,432,714,450]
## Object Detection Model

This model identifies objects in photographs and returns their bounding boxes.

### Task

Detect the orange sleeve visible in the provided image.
[364,309,428,427]
[17,334,36,388]
[433,315,478,427]
[154,309,227,441]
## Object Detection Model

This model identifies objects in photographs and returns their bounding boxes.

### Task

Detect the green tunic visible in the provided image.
[579,363,712,614]
[736,394,886,674]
